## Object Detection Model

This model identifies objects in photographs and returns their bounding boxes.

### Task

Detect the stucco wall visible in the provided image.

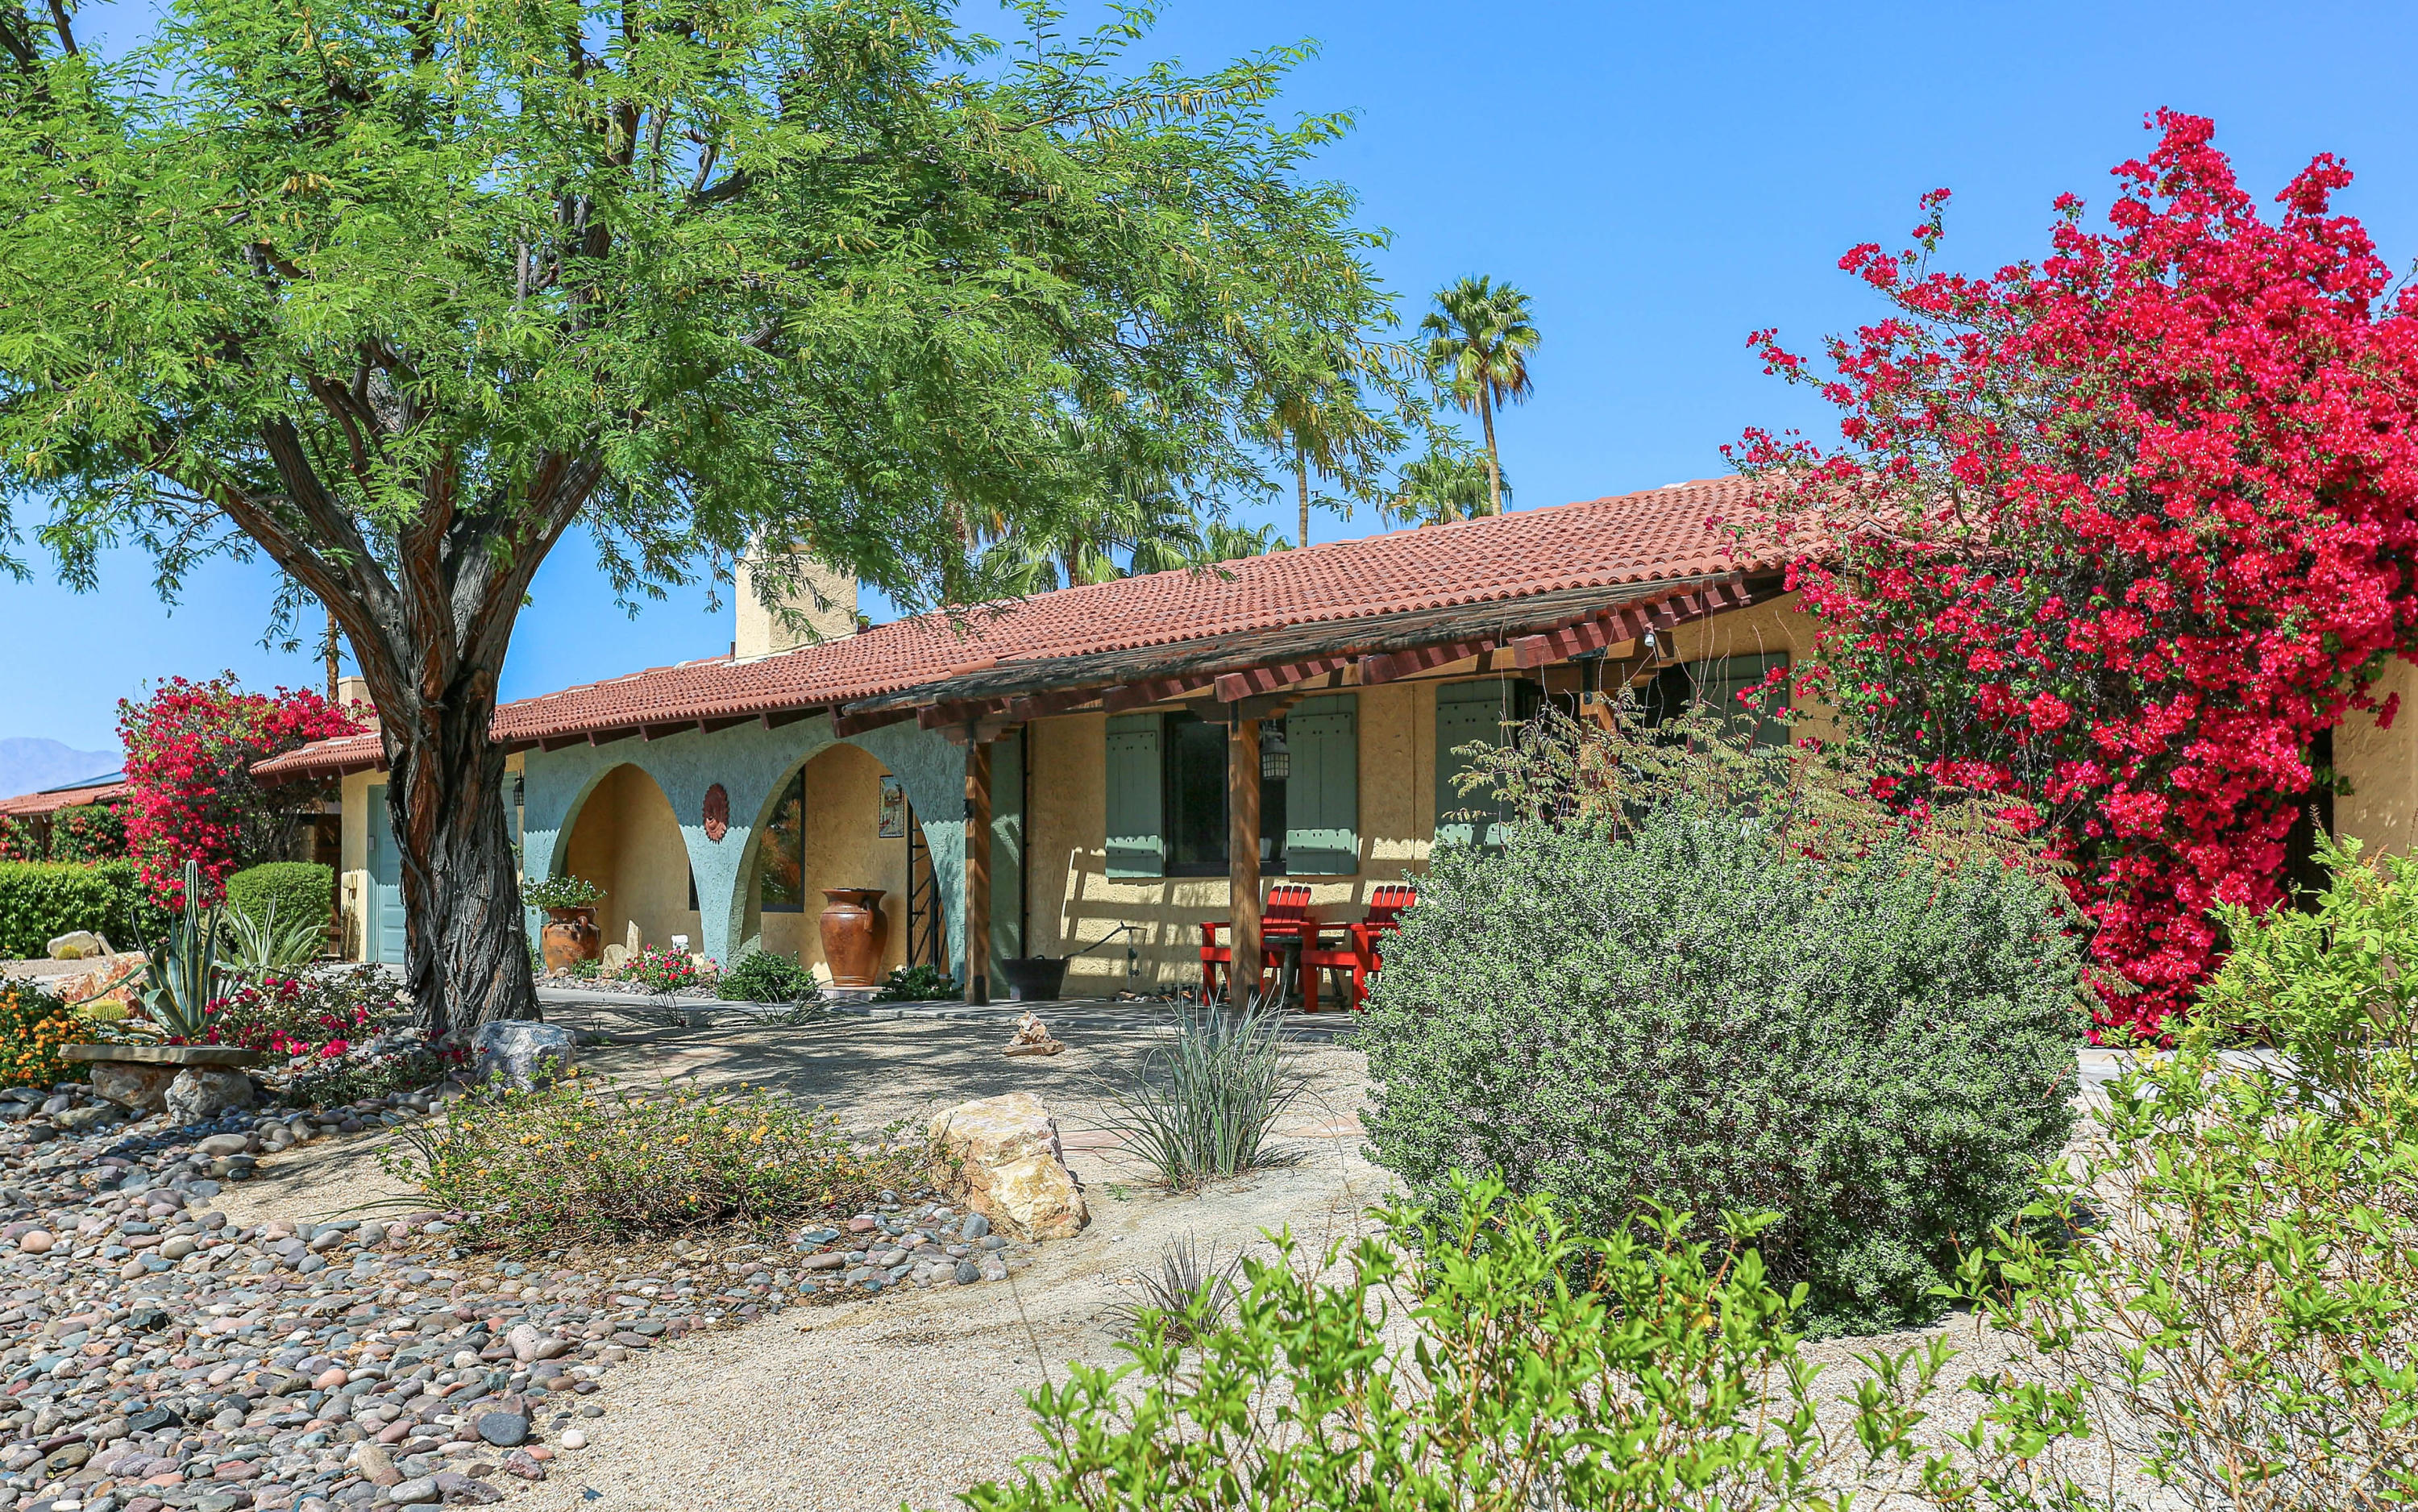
[2337,656,2418,856]
[753,742,912,978]
[517,713,968,969]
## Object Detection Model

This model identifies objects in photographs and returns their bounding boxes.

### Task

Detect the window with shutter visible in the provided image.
[1103,713,1165,878]
[1283,694,1358,874]
[1435,679,1538,850]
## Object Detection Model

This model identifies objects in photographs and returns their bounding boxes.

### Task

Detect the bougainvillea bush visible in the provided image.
[117,675,359,907]
[1738,111,2418,1036]
[205,968,406,1060]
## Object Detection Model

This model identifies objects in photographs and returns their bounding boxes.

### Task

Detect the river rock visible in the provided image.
[164,1068,256,1123]
[90,1061,180,1112]
[926,1091,1089,1241]
[470,1020,577,1090]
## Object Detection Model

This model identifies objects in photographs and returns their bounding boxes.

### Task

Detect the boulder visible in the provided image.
[44,931,109,961]
[926,1091,1089,1242]
[49,953,144,1009]
[472,1021,576,1091]
[600,944,629,971]
[89,1061,179,1113]
[165,1069,257,1124]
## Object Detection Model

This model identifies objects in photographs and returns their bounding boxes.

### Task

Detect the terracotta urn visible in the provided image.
[541,907,603,972]
[818,887,889,987]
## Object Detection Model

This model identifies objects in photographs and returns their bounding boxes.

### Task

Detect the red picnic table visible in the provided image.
[1198,882,1415,1011]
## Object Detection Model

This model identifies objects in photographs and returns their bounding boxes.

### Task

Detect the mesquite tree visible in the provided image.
[1738,111,2418,1035]
[0,0,1397,1038]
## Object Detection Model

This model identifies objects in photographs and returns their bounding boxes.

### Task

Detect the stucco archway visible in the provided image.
[733,742,916,980]
[555,763,700,954]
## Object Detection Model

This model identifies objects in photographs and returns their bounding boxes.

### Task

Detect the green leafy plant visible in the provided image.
[130,858,222,1043]
[873,963,960,1002]
[0,860,160,960]
[718,946,821,1005]
[383,1077,916,1248]
[224,862,331,937]
[521,875,606,912]
[0,981,88,1090]
[1099,998,1303,1190]
[957,1176,1951,1512]
[46,804,127,864]
[219,900,328,983]
[1364,700,2088,1335]
[1942,833,2418,1510]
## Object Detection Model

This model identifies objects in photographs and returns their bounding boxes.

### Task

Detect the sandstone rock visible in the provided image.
[600,943,629,971]
[926,1092,1088,1242]
[89,1061,179,1113]
[165,1069,256,1124]
[45,931,109,961]
[1001,1010,1066,1058]
[470,1021,575,1091]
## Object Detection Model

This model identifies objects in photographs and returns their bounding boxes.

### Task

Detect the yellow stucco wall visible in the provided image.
[750,743,912,980]
[1024,596,1829,994]
[2337,656,2418,856]
[339,754,526,962]
[561,763,701,954]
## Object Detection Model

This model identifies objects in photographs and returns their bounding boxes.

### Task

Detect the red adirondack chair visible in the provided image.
[1298,883,1417,1011]
[1199,883,1315,1003]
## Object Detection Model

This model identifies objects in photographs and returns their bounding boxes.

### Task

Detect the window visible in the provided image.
[1641,651,1791,749]
[1105,698,1357,879]
[1435,678,1543,849]
[756,770,806,912]
[1163,710,1286,876]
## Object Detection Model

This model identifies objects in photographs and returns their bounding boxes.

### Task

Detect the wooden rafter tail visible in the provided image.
[1007,684,1111,723]
[1510,615,1624,670]
[833,705,914,737]
[584,727,638,749]
[1211,654,1356,703]
[1359,638,1496,687]
[759,708,815,731]
[640,719,699,741]
[537,733,589,753]
[916,697,1014,732]
[1100,674,1217,713]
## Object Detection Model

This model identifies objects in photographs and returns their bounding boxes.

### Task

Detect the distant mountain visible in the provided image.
[0,738,121,800]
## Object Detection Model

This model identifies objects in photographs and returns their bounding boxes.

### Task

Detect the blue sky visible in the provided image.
[7,0,2416,752]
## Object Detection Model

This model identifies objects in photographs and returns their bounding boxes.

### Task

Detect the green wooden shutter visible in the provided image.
[1103,713,1165,878]
[1283,694,1358,874]
[1435,680,1519,850]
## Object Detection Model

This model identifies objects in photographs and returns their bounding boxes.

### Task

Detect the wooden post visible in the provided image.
[1227,714,1261,1012]
[964,736,992,1005]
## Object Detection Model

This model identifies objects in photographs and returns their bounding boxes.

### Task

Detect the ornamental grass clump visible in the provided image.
[1359,700,2088,1336]
[1100,999,1302,1190]
[958,1176,1954,1512]
[1939,833,2418,1511]
[384,1078,912,1248]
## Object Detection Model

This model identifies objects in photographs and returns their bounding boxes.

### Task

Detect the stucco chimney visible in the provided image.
[733,550,859,659]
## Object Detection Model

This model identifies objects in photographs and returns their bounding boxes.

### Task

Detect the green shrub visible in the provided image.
[384,1077,915,1248]
[873,962,958,1001]
[718,945,820,1003]
[958,1177,1951,1512]
[0,980,88,1089]
[1942,833,2418,1509]
[0,860,159,960]
[1359,791,2086,1337]
[46,804,125,863]
[224,862,331,935]
[621,943,708,993]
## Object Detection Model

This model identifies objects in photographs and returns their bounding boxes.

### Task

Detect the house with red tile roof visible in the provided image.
[262,477,1830,996]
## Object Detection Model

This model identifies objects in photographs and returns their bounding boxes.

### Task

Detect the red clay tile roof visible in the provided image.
[257,476,1777,780]
[0,779,128,818]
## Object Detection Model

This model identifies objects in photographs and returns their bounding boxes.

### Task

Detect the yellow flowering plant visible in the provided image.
[0,982,89,1090]
[381,1076,916,1248]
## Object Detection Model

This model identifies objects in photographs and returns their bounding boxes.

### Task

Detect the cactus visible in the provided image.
[128,858,222,1042]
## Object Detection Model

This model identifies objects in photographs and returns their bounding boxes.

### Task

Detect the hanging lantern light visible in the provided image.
[1260,725,1290,782]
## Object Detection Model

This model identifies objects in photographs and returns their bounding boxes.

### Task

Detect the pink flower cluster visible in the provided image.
[116,675,362,905]
[1735,111,2418,1037]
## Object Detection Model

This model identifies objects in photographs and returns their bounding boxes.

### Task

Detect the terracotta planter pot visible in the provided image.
[541,907,603,972]
[818,887,890,987]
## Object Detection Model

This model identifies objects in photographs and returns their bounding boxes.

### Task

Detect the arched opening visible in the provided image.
[558,763,700,953]
[742,742,912,981]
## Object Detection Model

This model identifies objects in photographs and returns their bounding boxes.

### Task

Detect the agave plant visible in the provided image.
[220,900,326,983]
[129,858,223,1042]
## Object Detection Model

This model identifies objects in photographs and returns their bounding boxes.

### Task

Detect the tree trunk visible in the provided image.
[1477,390,1503,516]
[380,688,537,1043]
[1296,442,1311,547]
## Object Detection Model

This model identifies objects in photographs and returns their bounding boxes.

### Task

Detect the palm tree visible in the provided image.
[1392,441,1505,526]
[1195,520,1290,562]
[1419,276,1537,516]
[1258,367,1394,548]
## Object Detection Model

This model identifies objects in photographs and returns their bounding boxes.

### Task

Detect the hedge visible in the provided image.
[0,861,159,961]
[225,862,334,933]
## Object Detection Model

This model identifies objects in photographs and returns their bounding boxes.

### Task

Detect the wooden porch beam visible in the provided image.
[832,705,914,737]
[964,737,993,1006]
[1358,638,1498,686]
[1227,714,1261,1013]
[1101,674,1218,713]
[1212,655,1354,704]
